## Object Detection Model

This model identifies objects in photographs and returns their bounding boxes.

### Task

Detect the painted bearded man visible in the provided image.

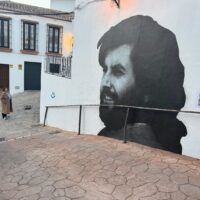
[97,15,187,154]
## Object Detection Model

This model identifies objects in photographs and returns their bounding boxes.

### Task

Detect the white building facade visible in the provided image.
[0,1,73,94]
[41,0,200,159]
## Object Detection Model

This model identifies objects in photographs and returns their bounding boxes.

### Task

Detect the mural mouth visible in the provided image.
[101,88,117,106]
[104,94,114,103]
[102,94,115,105]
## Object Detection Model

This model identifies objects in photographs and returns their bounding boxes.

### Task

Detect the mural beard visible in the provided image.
[99,106,127,130]
[99,87,136,130]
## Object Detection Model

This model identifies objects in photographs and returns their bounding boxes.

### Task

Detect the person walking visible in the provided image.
[0,88,11,120]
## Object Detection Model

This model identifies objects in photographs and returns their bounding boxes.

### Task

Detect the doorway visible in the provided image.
[24,62,41,90]
[0,64,9,90]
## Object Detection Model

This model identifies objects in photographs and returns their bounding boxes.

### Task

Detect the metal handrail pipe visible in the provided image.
[43,103,200,139]
[44,104,200,115]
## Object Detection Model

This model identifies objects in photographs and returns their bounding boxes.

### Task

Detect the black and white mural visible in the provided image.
[41,0,200,158]
[97,15,187,154]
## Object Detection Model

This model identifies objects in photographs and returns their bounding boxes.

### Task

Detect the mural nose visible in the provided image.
[102,74,111,88]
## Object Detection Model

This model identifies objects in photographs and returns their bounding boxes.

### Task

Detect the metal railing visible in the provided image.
[45,55,72,78]
[43,104,200,144]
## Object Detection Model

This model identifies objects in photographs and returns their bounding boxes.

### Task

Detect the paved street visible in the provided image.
[0,91,55,140]
[1,132,200,200]
[0,92,200,200]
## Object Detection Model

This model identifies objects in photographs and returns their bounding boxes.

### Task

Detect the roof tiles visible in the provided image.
[0,1,74,21]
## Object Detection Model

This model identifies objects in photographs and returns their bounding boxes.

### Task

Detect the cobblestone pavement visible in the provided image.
[0,131,200,200]
[0,91,55,140]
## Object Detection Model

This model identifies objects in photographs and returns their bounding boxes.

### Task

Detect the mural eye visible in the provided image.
[113,68,124,76]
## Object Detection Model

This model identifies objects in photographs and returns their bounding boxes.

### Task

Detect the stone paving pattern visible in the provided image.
[0,91,200,199]
[1,132,200,200]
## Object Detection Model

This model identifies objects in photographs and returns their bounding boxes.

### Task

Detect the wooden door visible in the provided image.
[0,64,9,90]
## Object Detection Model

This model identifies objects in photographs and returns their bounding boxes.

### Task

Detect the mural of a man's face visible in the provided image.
[98,15,187,154]
[99,44,136,129]
[100,44,135,109]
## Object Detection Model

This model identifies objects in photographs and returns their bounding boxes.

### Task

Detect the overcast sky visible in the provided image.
[14,0,50,8]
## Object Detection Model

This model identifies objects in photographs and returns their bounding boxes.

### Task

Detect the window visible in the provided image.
[23,21,38,51]
[45,56,71,78]
[50,63,60,73]
[47,25,62,54]
[0,18,10,48]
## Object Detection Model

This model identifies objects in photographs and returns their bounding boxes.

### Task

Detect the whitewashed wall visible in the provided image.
[0,12,72,95]
[41,0,200,158]
[1,51,42,94]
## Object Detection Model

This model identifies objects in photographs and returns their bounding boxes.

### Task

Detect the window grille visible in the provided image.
[45,55,72,78]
